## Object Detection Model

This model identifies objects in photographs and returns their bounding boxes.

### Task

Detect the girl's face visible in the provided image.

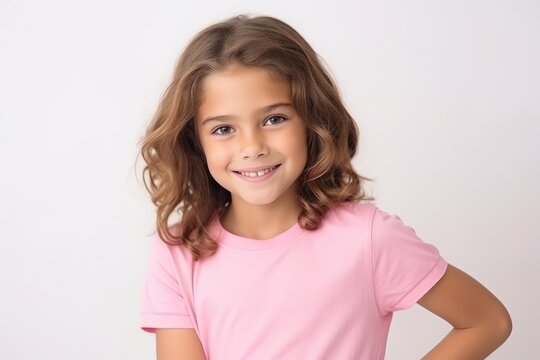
[196,63,308,210]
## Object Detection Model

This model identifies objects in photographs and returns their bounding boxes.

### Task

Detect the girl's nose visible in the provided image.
[240,131,269,159]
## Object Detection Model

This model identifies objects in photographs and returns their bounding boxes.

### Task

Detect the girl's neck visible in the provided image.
[220,198,302,240]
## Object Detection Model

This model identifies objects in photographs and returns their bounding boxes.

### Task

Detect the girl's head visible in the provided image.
[139,14,374,261]
[196,63,309,215]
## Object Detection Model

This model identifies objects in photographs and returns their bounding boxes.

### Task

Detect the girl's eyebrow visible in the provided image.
[201,102,293,126]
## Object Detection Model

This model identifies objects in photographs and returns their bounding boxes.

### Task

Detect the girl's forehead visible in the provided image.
[197,65,292,119]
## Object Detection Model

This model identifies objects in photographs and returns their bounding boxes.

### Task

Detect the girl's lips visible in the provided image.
[233,164,281,182]
[235,164,279,175]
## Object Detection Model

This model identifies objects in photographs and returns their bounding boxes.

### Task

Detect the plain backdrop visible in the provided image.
[1,0,538,359]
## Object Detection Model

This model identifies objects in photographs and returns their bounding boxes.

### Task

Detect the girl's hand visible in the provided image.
[417,264,512,359]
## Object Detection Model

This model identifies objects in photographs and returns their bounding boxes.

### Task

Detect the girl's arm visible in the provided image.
[156,328,207,360]
[417,263,512,359]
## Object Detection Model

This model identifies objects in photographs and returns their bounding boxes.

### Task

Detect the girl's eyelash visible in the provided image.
[210,115,288,136]
[264,115,288,125]
[211,126,233,135]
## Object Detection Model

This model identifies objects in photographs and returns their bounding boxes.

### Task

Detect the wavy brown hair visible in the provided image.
[137,14,375,261]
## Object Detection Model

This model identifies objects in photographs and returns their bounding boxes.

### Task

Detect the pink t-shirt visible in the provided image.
[140,202,448,359]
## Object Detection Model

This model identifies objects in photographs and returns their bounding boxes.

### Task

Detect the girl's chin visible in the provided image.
[229,195,281,208]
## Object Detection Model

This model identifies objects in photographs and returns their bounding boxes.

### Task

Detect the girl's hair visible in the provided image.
[137,14,375,261]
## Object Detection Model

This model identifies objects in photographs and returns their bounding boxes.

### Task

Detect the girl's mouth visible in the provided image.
[233,164,281,182]
[235,165,280,177]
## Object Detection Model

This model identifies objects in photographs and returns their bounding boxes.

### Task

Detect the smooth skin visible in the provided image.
[196,63,308,240]
[156,329,205,360]
[155,64,512,359]
[417,264,512,359]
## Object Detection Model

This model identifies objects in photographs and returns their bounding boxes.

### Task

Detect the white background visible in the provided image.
[1,0,538,359]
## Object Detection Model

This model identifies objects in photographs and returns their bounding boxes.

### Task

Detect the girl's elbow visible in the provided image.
[490,306,513,343]
[499,310,513,341]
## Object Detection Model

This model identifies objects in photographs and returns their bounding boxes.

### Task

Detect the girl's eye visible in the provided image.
[211,126,233,135]
[264,115,287,126]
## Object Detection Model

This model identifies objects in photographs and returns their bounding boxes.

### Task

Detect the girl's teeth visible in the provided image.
[240,166,275,177]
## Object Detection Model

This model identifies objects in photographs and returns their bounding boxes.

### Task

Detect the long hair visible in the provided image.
[137,14,375,261]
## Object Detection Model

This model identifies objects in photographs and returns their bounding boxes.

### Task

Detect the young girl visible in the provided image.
[138,14,512,359]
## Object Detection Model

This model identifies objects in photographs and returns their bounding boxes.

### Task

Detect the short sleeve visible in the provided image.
[370,207,448,316]
[140,235,194,332]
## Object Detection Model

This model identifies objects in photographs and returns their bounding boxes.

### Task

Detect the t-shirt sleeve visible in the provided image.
[370,207,448,316]
[140,234,194,333]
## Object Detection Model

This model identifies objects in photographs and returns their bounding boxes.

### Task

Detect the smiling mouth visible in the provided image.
[234,164,281,177]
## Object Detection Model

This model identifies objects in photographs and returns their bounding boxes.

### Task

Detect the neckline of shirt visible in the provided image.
[209,216,309,250]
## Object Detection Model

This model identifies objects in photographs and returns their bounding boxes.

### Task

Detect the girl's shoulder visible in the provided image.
[330,200,378,218]
[326,201,411,232]
[321,200,379,228]
[333,200,409,221]
[147,224,196,263]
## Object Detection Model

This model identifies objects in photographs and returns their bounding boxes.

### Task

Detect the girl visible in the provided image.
[138,14,512,360]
